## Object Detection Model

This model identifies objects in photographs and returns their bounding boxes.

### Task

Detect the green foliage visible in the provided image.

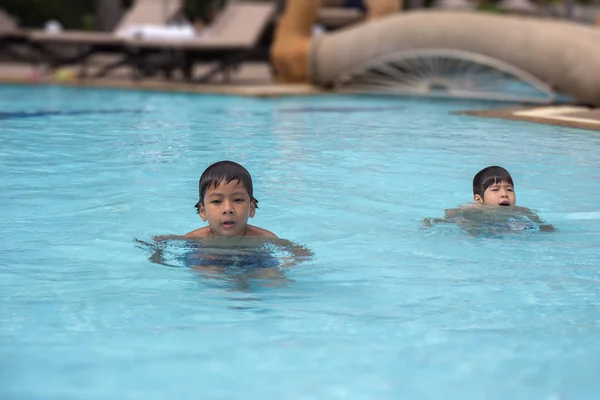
[477,4,508,13]
[183,0,226,23]
[1,0,95,29]
[1,0,226,28]
[4,0,594,29]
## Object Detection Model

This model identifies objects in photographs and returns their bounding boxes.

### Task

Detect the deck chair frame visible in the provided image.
[117,2,276,82]
[25,0,184,77]
[0,9,36,63]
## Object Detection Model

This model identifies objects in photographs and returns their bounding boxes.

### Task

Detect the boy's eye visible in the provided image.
[210,200,221,204]
[234,198,245,202]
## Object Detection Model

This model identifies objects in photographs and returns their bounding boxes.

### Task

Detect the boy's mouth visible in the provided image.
[222,220,236,228]
[499,201,511,206]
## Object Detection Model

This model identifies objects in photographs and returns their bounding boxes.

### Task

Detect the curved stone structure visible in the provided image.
[309,10,600,105]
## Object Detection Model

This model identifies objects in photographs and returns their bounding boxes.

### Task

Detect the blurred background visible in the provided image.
[1,0,599,31]
[0,0,227,30]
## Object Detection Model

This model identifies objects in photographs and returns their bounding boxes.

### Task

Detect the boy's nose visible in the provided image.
[222,202,234,214]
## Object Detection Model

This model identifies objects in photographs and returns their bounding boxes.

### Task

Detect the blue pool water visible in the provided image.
[1,84,599,399]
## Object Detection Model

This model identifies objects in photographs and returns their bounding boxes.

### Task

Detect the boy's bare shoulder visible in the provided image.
[182,225,276,238]
[245,225,278,238]
[444,203,480,219]
[183,226,211,238]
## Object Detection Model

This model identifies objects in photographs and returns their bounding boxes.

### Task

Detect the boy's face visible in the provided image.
[474,180,516,206]
[198,180,256,237]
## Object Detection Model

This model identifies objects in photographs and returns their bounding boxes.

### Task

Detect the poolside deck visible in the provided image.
[1,61,599,131]
[0,61,324,97]
[457,106,600,132]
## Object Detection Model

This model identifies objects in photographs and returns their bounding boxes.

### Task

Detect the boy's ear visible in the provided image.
[249,201,256,218]
[474,194,484,204]
[198,203,208,222]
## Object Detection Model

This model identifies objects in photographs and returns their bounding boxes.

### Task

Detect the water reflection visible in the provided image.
[278,106,406,113]
[135,236,313,292]
[423,205,557,237]
[0,109,142,120]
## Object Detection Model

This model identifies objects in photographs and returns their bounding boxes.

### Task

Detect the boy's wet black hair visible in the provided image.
[194,161,258,214]
[473,166,514,197]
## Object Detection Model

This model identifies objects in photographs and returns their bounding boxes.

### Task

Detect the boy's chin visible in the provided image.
[212,226,245,238]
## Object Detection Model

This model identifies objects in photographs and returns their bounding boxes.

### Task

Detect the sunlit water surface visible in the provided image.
[1,85,599,399]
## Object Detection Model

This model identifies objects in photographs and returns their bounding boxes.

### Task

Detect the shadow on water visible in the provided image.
[134,236,313,293]
[278,106,406,114]
[0,109,143,120]
[422,205,557,238]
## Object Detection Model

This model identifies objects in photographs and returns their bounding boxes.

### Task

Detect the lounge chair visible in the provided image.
[0,8,32,62]
[120,1,276,82]
[28,1,275,83]
[26,0,184,77]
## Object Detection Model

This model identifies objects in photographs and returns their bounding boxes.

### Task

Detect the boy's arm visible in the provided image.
[423,206,470,227]
[422,217,450,227]
[276,240,313,268]
[538,223,557,232]
[134,237,178,267]
[519,208,557,232]
[444,207,463,219]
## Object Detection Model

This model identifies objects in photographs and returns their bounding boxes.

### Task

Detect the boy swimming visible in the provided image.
[137,161,310,280]
[425,166,555,233]
[185,160,277,238]
[472,165,516,207]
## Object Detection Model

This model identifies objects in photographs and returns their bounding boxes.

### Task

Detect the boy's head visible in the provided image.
[473,166,516,206]
[194,161,258,237]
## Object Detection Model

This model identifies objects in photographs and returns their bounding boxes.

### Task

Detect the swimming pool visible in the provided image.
[1,84,599,399]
